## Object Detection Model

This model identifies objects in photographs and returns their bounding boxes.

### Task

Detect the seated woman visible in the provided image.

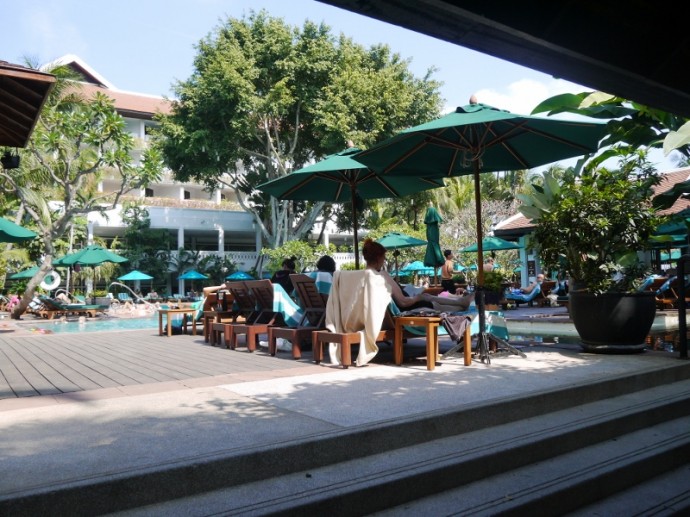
[506,273,545,302]
[362,239,475,312]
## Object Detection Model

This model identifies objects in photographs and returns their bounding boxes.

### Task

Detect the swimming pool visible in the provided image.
[19,314,160,334]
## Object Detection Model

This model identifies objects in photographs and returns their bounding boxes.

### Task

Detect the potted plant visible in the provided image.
[91,289,111,307]
[482,270,506,308]
[519,155,660,353]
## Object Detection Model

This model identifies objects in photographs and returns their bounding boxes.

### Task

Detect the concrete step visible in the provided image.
[98,370,690,516]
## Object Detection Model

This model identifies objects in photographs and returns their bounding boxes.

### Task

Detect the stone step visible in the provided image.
[98,373,690,516]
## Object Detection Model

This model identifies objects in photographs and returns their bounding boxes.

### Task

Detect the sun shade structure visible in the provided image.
[0,61,56,148]
[0,218,37,243]
[354,102,605,287]
[226,271,254,280]
[117,270,153,281]
[377,232,427,278]
[9,265,40,279]
[53,245,128,266]
[178,270,209,280]
[354,101,605,362]
[462,236,522,252]
[258,147,444,269]
[423,206,445,284]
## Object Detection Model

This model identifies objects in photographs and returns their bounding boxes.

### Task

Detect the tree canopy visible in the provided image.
[156,10,443,248]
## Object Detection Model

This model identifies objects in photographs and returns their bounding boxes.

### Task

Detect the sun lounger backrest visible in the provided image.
[290,274,327,327]
[245,279,281,324]
[226,281,259,322]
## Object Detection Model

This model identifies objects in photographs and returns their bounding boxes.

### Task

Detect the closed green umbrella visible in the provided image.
[258,147,444,269]
[0,218,37,243]
[423,205,444,275]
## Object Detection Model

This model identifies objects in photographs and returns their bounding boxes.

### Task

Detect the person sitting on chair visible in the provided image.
[362,239,474,312]
[271,256,297,295]
[506,273,545,303]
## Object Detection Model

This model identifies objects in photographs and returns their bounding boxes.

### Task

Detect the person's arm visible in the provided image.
[202,284,226,296]
[382,270,419,308]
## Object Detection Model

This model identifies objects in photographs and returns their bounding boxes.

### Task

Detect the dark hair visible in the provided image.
[282,256,297,271]
[362,238,386,265]
[444,249,452,257]
[316,255,336,273]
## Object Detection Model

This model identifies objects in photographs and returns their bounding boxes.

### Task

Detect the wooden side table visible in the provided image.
[158,308,197,337]
[394,316,442,371]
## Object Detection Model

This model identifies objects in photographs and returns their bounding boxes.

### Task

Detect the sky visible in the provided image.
[3,0,677,171]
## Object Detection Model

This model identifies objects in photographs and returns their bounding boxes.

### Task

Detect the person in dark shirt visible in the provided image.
[271,256,297,295]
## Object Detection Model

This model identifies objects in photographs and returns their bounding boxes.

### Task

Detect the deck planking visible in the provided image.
[0,329,318,400]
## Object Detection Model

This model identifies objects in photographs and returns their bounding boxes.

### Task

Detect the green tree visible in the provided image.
[156,10,442,249]
[0,65,163,318]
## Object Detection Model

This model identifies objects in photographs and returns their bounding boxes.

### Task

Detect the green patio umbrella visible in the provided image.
[377,232,427,278]
[0,218,37,243]
[423,206,444,285]
[117,270,153,281]
[54,244,128,266]
[462,236,522,252]
[9,265,40,279]
[179,270,208,280]
[226,271,254,280]
[257,147,444,269]
[355,101,605,361]
[354,101,605,287]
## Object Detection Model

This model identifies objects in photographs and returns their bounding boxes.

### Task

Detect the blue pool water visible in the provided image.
[20,314,160,334]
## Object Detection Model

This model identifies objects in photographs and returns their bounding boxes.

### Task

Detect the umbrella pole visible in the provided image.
[449,161,524,364]
[351,185,360,269]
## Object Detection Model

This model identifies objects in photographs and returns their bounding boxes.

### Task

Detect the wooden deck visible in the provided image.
[0,329,322,400]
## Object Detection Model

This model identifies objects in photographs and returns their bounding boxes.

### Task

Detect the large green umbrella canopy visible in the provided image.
[9,265,40,279]
[354,102,605,286]
[377,232,427,278]
[257,147,444,269]
[54,245,128,266]
[117,270,153,281]
[462,236,522,252]
[423,206,445,283]
[0,218,37,243]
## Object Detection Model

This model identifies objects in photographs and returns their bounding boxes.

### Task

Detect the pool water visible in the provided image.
[20,314,160,334]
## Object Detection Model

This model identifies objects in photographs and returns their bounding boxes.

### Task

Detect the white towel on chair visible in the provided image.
[325,270,392,366]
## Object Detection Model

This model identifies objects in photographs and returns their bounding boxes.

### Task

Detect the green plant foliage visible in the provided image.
[261,240,332,273]
[520,155,660,294]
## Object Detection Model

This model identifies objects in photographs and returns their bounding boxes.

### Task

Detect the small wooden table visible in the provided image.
[394,316,443,371]
[158,308,198,337]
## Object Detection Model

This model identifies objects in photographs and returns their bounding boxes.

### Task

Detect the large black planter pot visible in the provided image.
[569,291,656,354]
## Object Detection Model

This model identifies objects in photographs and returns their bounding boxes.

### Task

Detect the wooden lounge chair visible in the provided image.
[227,280,285,352]
[37,296,103,319]
[210,281,263,348]
[268,274,328,359]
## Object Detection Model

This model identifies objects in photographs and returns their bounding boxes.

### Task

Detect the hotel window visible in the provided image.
[184,190,191,200]
[145,188,154,197]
